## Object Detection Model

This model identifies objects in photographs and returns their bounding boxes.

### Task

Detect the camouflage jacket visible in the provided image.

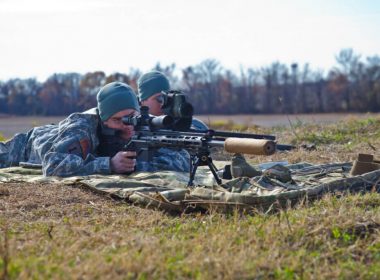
[0,110,190,177]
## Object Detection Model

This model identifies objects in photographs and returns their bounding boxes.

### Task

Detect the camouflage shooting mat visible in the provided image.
[1,161,380,213]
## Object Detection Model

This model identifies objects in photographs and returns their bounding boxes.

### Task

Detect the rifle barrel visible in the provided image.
[190,129,276,140]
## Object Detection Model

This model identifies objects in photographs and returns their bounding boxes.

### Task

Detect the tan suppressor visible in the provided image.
[224,138,276,155]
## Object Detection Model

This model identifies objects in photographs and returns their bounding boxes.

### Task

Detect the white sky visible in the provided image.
[0,0,379,81]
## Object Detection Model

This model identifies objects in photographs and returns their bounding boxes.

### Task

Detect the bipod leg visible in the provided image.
[188,156,200,187]
[206,157,222,185]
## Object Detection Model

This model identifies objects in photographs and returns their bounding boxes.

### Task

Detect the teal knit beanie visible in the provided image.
[137,71,170,101]
[97,82,140,121]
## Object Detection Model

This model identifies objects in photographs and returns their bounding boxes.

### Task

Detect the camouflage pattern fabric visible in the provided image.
[136,148,190,173]
[191,118,209,130]
[0,110,190,177]
[1,161,380,213]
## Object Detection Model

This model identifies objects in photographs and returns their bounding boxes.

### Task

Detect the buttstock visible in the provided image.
[224,138,276,155]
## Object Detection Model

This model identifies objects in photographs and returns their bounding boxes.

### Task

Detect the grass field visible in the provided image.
[1,116,380,279]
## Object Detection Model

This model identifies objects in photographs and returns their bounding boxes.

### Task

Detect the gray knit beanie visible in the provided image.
[97,82,139,121]
[137,71,170,101]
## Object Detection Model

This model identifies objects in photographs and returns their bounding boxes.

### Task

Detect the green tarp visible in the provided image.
[1,161,379,213]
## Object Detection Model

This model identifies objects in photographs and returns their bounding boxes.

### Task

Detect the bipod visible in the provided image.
[188,150,222,187]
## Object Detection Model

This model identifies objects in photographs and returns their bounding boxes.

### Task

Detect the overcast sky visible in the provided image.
[0,0,379,81]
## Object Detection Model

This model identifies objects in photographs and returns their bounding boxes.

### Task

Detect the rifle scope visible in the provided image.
[122,106,174,130]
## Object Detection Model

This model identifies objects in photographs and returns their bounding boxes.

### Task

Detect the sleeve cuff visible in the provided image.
[96,156,112,174]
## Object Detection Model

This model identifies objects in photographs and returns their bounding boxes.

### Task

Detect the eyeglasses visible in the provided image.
[155,94,165,105]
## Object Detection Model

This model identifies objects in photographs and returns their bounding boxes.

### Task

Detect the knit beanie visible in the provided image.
[137,71,170,101]
[97,82,139,121]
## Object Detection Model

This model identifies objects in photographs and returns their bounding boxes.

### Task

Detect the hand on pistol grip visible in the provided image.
[110,150,137,174]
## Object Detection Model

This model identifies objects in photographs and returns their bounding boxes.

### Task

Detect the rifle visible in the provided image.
[120,106,277,186]
[98,91,294,186]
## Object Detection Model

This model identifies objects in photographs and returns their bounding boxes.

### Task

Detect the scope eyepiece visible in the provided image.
[121,116,138,126]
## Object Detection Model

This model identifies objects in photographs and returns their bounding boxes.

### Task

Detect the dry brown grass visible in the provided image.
[1,116,380,279]
[0,184,380,279]
[1,183,380,279]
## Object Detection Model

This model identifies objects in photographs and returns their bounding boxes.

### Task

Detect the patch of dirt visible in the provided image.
[0,182,123,222]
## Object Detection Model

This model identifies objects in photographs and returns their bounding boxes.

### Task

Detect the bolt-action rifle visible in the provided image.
[98,91,294,186]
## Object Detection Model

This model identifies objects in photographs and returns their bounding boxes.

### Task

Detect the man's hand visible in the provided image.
[110,151,137,174]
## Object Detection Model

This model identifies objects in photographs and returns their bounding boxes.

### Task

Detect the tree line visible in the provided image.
[1,49,379,116]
